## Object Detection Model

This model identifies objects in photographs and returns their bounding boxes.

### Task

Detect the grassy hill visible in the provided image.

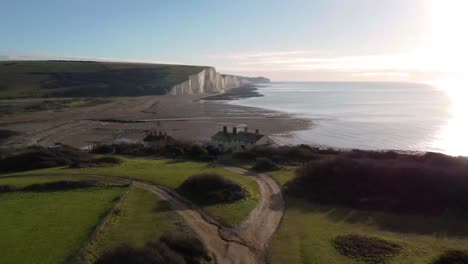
[0,60,206,99]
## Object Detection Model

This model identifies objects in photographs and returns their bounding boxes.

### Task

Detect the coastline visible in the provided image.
[0,87,311,148]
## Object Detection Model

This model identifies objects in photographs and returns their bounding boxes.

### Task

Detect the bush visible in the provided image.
[0,185,16,193]
[287,156,468,215]
[187,145,208,159]
[237,145,320,165]
[0,145,92,173]
[159,234,211,264]
[0,129,20,142]
[251,157,280,172]
[96,243,184,264]
[91,144,115,154]
[333,235,402,264]
[178,173,247,203]
[96,234,210,264]
[71,156,122,168]
[22,180,98,192]
[92,142,215,161]
[433,250,468,264]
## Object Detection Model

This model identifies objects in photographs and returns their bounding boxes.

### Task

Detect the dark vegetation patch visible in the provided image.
[433,250,468,264]
[0,145,121,173]
[96,234,211,264]
[178,173,247,204]
[70,156,122,168]
[21,180,98,192]
[234,145,321,165]
[92,142,218,161]
[251,157,280,172]
[0,98,111,114]
[333,235,402,264]
[0,129,20,142]
[287,155,468,215]
[0,185,17,193]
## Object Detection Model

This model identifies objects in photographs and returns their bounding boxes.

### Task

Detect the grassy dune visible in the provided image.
[268,168,468,264]
[0,186,125,264]
[3,157,259,226]
[0,60,205,98]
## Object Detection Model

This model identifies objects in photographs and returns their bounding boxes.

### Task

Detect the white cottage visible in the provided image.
[211,126,275,152]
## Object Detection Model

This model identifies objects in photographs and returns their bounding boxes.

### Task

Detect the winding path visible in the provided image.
[10,167,284,264]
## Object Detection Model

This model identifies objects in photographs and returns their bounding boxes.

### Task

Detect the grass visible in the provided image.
[3,157,260,226]
[0,186,125,264]
[268,166,297,186]
[0,60,205,98]
[84,185,192,263]
[269,196,468,264]
[266,167,468,264]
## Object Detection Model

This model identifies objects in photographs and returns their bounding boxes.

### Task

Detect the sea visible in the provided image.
[228,81,467,156]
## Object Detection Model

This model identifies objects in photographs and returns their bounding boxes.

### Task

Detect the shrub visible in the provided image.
[92,142,214,161]
[96,234,210,264]
[0,145,92,173]
[333,235,402,264]
[187,145,208,159]
[159,234,211,263]
[238,145,320,165]
[0,185,16,193]
[433,250,468,264]
[287,156,468,215]
[96,244,183,264]
[0,129,20,142]
[91,144,115,154]
[178,173,247,203]
[22,181,98,192]
[251,157,280,172]
[71,156,122,168]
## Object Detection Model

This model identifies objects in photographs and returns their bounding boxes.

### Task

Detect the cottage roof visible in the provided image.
[211,131,265,143]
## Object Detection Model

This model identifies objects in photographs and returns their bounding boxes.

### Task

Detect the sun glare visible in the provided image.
[427,0,468,156]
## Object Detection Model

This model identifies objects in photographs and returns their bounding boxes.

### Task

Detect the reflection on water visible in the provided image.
[229,82,468,157]
[431,77,468,156]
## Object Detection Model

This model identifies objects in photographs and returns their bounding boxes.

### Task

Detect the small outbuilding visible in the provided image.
[211,126,275,152]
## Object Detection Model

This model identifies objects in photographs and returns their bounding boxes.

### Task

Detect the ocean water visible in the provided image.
[228,81,465,155]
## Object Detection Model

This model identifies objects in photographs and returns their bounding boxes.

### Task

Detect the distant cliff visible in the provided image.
[0,61,269,98]
[170,67,270,95]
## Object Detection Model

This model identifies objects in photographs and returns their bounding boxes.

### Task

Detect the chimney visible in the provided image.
[223,126,227,134]
[255,129,259,134]
[233,127,238,135]
[244,127,248,133]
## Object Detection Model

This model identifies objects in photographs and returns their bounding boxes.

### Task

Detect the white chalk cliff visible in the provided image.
[169,67,257,95]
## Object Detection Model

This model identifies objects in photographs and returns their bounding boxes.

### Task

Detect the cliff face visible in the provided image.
[169,67,267,95]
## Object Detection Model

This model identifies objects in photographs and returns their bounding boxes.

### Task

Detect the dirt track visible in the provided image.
[12,169,284,264]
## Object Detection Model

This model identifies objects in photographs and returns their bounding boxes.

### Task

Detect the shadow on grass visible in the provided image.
[286,196,468,238]
[152,200,174,213]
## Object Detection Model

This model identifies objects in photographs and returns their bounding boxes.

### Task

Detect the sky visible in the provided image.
[1,0,467,81]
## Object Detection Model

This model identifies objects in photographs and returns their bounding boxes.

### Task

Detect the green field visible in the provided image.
[84,185,192,263]
[268,168,468,264]
[0,186,125,264]
[0,60,205,98]
[3,157,260,226]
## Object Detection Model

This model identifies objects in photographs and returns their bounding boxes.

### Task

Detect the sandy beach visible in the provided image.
[0,92,311,149]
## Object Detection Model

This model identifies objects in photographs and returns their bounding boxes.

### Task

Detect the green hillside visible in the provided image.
[0,60,206,99]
